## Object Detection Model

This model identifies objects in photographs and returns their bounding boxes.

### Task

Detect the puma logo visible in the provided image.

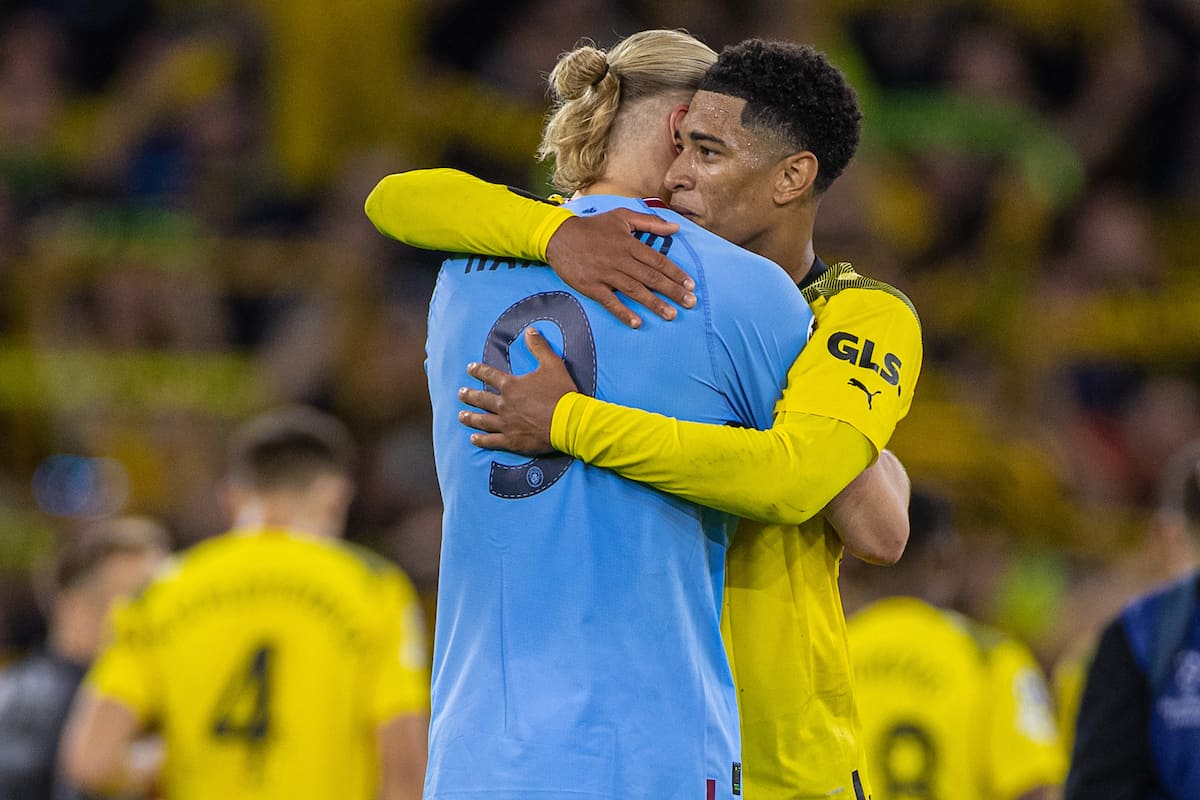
[848,378,882,410]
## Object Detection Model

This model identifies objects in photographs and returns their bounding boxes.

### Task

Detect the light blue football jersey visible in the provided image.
[424,195,811,800]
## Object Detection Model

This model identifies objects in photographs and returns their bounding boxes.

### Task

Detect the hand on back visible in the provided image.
[546,209,695,328]
[458,328,578,455]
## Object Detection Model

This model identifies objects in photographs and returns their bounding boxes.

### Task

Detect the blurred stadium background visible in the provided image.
[0,0,1196,673]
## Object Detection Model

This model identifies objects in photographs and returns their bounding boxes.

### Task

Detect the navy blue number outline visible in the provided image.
[482,291,597,499]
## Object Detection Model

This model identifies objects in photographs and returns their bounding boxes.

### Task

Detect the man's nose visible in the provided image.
[665,155,693,191]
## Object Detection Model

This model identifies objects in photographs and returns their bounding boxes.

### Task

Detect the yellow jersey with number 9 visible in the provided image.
[86,527,430,800]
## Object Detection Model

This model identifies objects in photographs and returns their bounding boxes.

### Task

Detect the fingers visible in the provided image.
[613,210,695,296]
[625,252,697,310]
[614,208,679,237]
[465,361,508,390]
[457,408,503,433]
[638,250,696,299]
[467,431,511,451]
[616,280,678,322]
[594,292,643,329]
[524,327,570,360]
[458,385,500,413]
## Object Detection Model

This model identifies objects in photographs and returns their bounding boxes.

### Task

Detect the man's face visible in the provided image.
[664,91,784,248]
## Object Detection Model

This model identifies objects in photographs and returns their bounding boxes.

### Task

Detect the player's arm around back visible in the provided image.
[365,168,694,327]
[553,396,874,526]
[364,168,572,260]
[549,246,874,525]
[553,268,923,531]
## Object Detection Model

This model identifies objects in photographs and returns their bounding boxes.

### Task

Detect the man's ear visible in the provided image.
[667,104,689,148]
[774,151,819,205]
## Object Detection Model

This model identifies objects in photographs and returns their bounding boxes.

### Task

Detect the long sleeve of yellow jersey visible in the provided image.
[550,266,923,525]
[364,168,571,260]
[552,396,874,525]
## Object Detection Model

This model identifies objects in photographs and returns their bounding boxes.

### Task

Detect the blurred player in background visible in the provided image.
[0,517,168,800]
[846,488,1065,800]
[61,406,430,800]
[393,29,818,799]
[1064,439,1200,799]
[369,38,919,799]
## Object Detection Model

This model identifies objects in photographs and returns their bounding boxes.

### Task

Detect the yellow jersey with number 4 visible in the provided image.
[847,597,1066,800]
[86,527,430,800]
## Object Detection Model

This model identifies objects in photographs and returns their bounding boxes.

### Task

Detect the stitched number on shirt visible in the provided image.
[482,291,597,499]
[211,643,273,746]
[878,722,937,799]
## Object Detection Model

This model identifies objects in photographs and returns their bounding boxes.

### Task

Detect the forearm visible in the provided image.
[61,692,156,797]
[364,168,571,259]
[378,714,429,800]
[552,394,873,525]
[822,449,910,565]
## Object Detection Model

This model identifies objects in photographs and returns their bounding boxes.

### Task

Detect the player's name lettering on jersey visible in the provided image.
[462,256,543,274]
[855,652,942,691]
[132,577,370,647]
[827,331,902,386]
[635,231,674,255]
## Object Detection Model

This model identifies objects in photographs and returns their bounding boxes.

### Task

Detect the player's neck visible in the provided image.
[232,496,341,539]
[745,222,816,284]
[576,174,663,201]
[577,147,667,201]
[744,195,821,282]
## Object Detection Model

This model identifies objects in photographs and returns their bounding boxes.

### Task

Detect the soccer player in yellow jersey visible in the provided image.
[846,490,1065,800]
[367,40,921,799]
[61,407,431,800]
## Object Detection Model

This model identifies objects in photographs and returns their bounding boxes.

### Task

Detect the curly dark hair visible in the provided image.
[699,39,862,193]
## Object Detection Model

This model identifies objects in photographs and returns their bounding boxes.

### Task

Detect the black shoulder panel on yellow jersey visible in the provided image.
[505,186,565,207]
[802,261,921,328]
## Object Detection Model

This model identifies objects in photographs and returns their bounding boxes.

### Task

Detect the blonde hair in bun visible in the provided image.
[539,30,716,193]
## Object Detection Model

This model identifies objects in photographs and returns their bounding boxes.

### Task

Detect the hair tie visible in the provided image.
[591,63,610,87]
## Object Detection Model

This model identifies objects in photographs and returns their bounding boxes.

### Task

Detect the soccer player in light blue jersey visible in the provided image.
[371,31,811,800]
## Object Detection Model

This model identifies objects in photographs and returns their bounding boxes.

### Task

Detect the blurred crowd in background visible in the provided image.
[0,0,1197,678]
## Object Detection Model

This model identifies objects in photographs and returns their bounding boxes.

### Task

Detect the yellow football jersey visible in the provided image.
[847,597,1066,800]
[717,267,921,799]
[554,264,922,798]
[86,528,430,800]
[722,515,871,799]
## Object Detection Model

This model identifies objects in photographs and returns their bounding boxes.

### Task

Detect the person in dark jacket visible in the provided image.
[1066,440,1200,799]
[0,516,168,800]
